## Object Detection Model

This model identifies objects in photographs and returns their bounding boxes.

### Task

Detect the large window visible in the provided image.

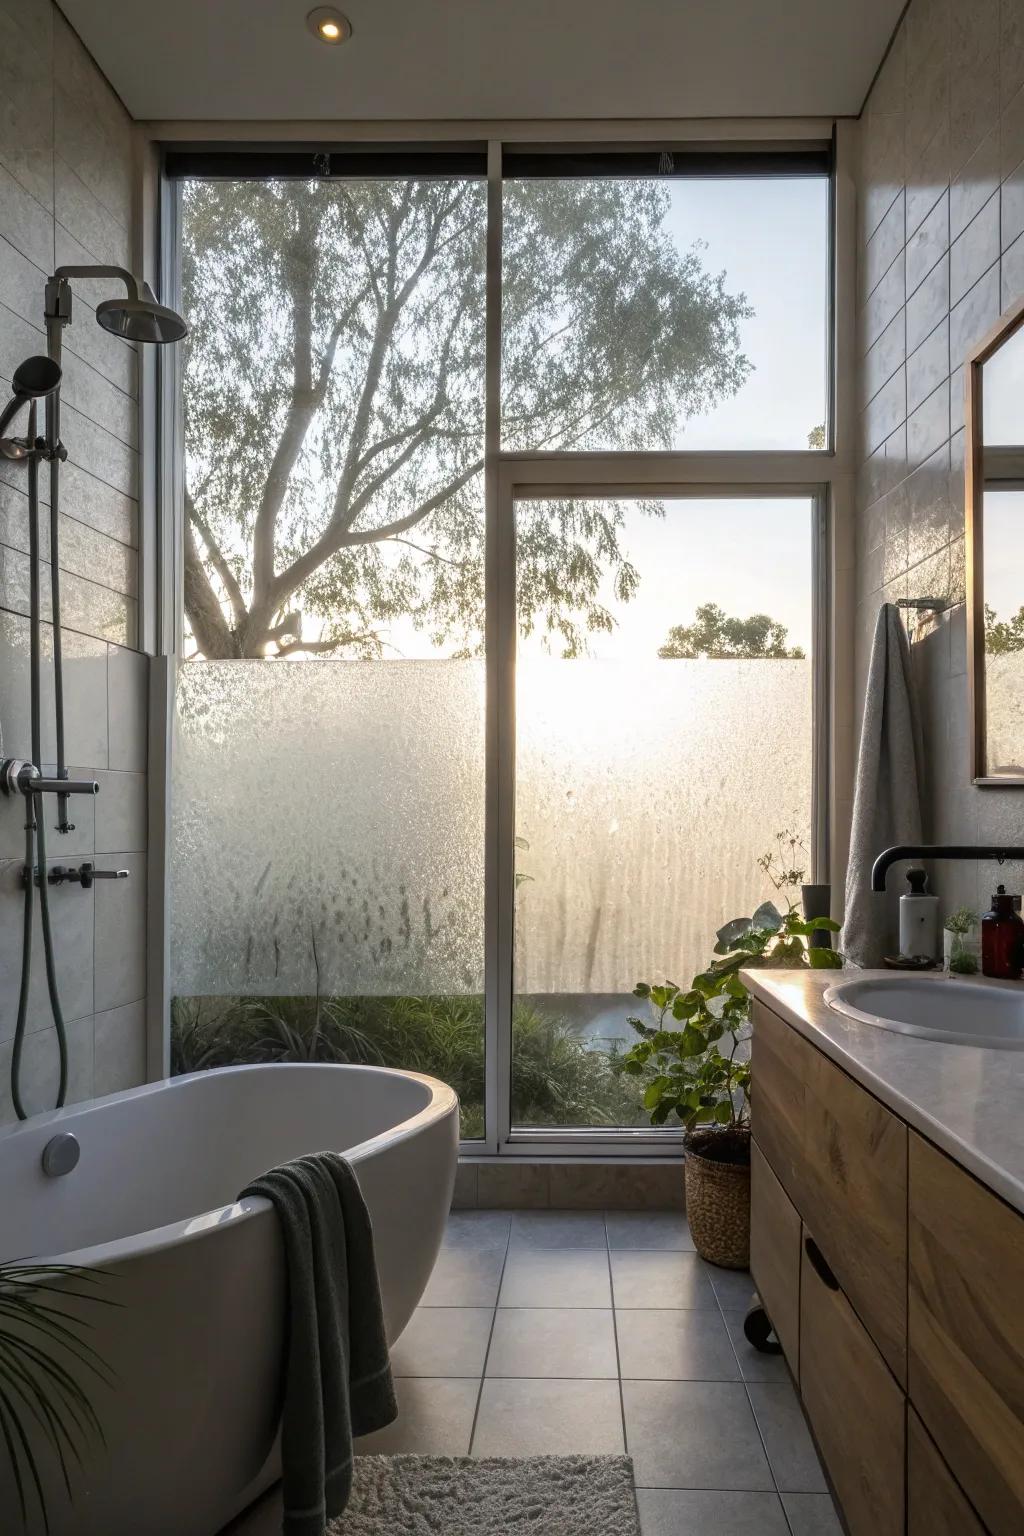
[165,144,833,1151]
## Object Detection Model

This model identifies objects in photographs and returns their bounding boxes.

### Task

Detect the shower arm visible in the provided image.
[44,266,143,349]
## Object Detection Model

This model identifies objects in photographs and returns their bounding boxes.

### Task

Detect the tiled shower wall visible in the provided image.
[0,0,147,1123]
[856,0,1024,913]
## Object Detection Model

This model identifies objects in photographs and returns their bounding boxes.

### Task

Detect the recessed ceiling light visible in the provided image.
[306,7,352,44]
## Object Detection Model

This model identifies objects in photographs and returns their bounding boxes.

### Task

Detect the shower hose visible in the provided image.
[8,398,70,1119]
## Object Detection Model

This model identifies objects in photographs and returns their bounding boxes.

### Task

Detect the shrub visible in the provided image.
[171,993,641,1138]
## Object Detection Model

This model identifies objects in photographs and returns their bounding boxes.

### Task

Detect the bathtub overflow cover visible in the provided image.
[41,1132,80,1178]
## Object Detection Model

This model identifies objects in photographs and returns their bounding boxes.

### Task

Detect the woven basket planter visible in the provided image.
[683,1127,751,1269]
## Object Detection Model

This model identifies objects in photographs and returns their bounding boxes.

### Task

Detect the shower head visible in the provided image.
[48,266,189,346]
[96,283,189,345]
[0,355,62,451]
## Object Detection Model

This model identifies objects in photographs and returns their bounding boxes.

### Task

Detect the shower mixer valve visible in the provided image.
[23,862,129,891]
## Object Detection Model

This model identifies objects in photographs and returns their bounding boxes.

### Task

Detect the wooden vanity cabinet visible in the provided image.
[751,1000,907,1383]
[909,1132,1024,1534]
[799,1234,905,1536]
[749,1141,800,1374]
[907,1409,985,1536]
[750,996,1023,1536]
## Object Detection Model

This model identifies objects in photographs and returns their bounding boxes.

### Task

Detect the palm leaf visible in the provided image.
[0,1262,116,1533]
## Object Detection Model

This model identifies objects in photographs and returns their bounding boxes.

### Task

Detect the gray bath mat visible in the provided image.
[329,1455,640,1534]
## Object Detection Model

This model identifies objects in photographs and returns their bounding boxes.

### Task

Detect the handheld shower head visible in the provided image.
[0,355,62,454]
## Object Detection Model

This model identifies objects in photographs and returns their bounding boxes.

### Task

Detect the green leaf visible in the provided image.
[807,947,844,969]
[716,916,752,948]
[752,900,784,932]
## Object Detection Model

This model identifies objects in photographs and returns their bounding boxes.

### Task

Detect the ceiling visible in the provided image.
[60,0,902,123]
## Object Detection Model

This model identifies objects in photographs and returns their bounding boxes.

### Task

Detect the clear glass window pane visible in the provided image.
[172,176,487,1138]
[502,177,829,452]
[511,496,815,1130]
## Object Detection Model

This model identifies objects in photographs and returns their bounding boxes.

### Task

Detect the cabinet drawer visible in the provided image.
[751,1000,908,1383]
[750,1140,801,1377]
[909,1132,1024,1535]
[908,1408,985,1536]
[751,1001,807,1203]
[799,1233,905,1536]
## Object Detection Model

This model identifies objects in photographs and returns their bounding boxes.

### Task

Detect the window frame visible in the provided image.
[153,128,851,1159]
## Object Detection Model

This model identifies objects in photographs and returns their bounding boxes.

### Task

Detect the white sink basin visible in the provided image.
[824,976,1024,1049]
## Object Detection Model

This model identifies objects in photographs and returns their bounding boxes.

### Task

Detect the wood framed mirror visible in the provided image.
[967,296,1024,784]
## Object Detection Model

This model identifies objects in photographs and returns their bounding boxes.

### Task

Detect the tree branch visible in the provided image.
[187,494,247,629]
[183,498,238,659]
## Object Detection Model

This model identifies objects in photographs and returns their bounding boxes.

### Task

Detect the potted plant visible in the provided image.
[621,846,841,1268]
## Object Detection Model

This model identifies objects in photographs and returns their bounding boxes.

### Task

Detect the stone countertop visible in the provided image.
[740,968,1024,1217]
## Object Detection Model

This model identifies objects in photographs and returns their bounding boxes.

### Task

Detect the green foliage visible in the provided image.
[658,602,805,660]
[985,603,1024,655]
[182,178,751,658]
[621,849,841,1133]
[807,423,826,449]
[171,993,642,1140]
[0,1263,115,1532]
[944,906,978,936]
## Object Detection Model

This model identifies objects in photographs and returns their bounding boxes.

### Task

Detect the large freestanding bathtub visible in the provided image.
[0,1063,459,1536]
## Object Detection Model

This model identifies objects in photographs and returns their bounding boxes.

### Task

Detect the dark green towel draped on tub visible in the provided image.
[240,1152,398,1536]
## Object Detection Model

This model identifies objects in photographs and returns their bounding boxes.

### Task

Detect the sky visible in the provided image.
[660,177,828,451]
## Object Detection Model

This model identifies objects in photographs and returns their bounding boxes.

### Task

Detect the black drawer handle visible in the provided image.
[805,1235,840,1291]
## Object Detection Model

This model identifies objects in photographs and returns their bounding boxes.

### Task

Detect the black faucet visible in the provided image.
[871,845,1024,892]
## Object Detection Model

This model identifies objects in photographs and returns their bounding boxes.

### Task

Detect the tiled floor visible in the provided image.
[226,1208,842,1536]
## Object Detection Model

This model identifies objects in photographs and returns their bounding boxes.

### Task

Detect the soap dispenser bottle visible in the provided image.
[899,868,939,961]
[981,884,1024,980]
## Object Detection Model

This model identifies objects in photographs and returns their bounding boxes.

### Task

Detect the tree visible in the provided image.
[658,602,805,659]
[807,423,826,449]
[182,177,752,659]
[985,602,1024,654]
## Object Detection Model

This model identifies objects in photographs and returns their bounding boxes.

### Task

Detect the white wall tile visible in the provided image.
[0,2,146,1122]
[856,0,1024,876]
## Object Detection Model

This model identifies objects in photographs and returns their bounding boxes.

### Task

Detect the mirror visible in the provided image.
[967,302,1024,782]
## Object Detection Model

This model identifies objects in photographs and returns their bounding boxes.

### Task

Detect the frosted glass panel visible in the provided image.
[512,497,814,1129]
[172,660,484,995]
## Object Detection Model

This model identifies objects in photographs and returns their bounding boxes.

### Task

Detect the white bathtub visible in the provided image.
[0,1063,459,1536]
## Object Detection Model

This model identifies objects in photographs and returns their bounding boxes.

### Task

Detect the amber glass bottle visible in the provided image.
[981,885,1024,980]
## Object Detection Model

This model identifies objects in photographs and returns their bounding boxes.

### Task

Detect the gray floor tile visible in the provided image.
[616,1308,740,1381]
[611,1250,718,1309]
[622,1380,773,1490]
[353,1377,479,1455]
[781,1492,844,1535]
[721,1309,792,1383]
[705,1264,758,1310]
[389,1307,493,1378]
[747,1382,828,1494]
[509,1210,608,1248]
[637,1489,790,1536]
[472,1377,624,1457]
[420,1246,505,1307]
[499,1248,612,1308]
[486,1307,618,1379]
[442,1210,512,1249]
[606,1211,696,1250]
